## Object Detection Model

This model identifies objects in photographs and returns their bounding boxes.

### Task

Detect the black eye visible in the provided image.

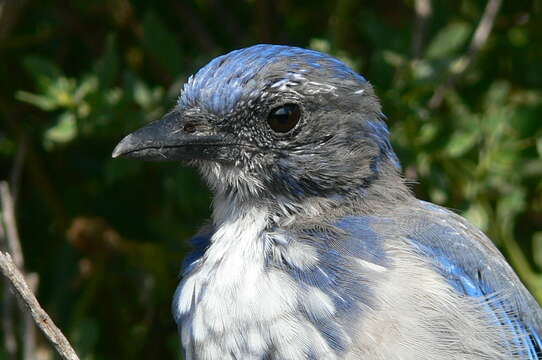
[267,104,301,133]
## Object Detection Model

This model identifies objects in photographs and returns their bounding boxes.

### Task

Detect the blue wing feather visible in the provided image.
[410,238,541,358]
[404,202,542,359]
[327,201,541,358]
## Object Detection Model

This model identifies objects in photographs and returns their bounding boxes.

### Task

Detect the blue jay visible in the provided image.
[113,44,542,359]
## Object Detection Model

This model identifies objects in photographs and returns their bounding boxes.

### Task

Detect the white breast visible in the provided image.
[172,200,345,360]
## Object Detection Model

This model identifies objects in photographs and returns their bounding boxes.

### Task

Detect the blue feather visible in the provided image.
[178,44,366,115]
[407,224,542,359]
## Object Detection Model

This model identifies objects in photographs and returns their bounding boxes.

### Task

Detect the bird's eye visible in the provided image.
[267,104,301,133]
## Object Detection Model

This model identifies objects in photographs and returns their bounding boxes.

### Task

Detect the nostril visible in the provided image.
[183,122,197,133]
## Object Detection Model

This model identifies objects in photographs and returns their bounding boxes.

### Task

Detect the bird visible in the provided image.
[112,44,542,359]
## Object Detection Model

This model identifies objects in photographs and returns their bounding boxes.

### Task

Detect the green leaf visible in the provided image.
[142,11,183,77]
[445,130,478,157]
[533,232,542,269]
[484,81,511,110]
[418,123,438,144]
[382,50,406,68]
[426,22,471,59]
[44,112,77,145]
[74,76,98,103]
[134,79,152,108]
[463,202,489,231]
[497,189,526,221]
[309,38,331,53]
[15,90,57,110]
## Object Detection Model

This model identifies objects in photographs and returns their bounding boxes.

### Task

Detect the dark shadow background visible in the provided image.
[0,0,541,359]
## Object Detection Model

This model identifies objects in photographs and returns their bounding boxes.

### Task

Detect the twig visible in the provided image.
[22,272,38,360]
[1,181,23,267]
[428,0,503,109]
[1,179,39,359]
[0,182,17,360]
[0,252,80,360]
[412,0,432,59]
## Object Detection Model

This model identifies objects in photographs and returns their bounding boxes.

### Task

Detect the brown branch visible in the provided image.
[1,179,39,360]
[22,272,38,360]
[0,182,17,360]
[0,252,80,360]
[1,246,17,360]
[0,182,23,268]
[428,0,503,109]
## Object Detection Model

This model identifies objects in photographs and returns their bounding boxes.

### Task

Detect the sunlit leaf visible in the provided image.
[309,38,331,53]
[534,232,542,269]
[74,76,99,103]
[44,112,77,145]
[484,81,511,110]
[446,131,478,157]
[426,22,471,59]
[497,189,526,221]
[418,123,438,144]
[134,79,152,108]
[15,90,57,110]
[463,202,489,231]
[382,50,406,67]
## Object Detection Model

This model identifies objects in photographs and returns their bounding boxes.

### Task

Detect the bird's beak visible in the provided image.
[112,111,226,161]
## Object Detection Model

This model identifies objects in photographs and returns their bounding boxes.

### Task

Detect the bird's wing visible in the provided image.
[398,201,542,359]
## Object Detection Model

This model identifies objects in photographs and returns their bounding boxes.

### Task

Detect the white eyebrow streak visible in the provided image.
[305,81,338,96]
[270,79,291,88]
[354,89,365,95]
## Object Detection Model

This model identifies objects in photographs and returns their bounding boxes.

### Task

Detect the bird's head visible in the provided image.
[113,44,402,205]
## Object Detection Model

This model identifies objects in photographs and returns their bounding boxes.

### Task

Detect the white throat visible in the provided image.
[173,196,305,358]
[173,195,272,323]
[206,194,270,264]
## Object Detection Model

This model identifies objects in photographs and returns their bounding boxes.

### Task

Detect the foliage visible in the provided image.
[0,0,541,358]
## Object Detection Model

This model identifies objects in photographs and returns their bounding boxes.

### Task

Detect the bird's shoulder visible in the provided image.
[320,199,542,355]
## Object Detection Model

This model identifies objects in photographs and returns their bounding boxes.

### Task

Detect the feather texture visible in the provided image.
[116,44,542,359]
[173,198,542,359]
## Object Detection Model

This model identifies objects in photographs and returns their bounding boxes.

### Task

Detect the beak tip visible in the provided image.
[111,135,132,159]
[111,149,121,158]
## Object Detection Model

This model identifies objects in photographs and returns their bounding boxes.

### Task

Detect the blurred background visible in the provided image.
[0,0,541,359]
